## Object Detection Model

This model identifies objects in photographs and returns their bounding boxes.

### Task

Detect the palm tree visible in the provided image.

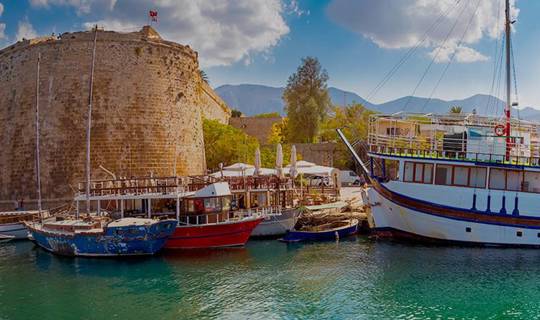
[449,106,462,114]
[199,70,209,84]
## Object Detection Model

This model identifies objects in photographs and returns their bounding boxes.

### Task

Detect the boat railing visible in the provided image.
[77,176,198,197]
[367,112,540,167]
[177,209,264,226]
[222,176,294,191]
[368,143,540,167]
[76,175,295,198]
[238,206,283,217]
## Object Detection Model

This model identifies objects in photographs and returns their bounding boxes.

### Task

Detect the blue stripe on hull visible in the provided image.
[375,182,540,229]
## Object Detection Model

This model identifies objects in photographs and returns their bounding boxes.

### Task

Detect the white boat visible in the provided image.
[250,208,299,237]
[337,0,540,247]
[0,211,44,239]
[0,234,15,243]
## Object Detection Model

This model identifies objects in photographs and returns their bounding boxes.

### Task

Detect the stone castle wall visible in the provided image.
[200,81,231,123]
[229,117,283,145]
[0,26,229,210]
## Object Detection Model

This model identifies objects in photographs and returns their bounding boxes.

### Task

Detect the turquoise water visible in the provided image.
[2,238,540,319]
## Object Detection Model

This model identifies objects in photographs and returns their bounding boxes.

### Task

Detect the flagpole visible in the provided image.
[35,53,42,216]
[84,25,98,217]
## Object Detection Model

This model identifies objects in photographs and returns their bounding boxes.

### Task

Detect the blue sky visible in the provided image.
[2,0,540,108]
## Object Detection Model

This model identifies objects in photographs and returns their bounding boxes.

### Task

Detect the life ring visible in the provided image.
[494,124,506,136]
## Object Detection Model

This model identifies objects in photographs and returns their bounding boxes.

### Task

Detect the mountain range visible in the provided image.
[215,84,540,121]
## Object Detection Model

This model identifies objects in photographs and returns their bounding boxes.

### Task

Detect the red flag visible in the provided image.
[149,10,158,22]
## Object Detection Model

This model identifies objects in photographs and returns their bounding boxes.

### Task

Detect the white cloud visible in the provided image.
[327,0,519,63]
[16,18,38,41]
[429,44,488,64]
[34,0,291,67]
[29,0,116,15]
[286,0,309,17]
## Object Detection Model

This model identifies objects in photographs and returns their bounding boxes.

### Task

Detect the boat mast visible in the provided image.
[35,53,42,214]
[505,0,512,161]
[85,25,98,217]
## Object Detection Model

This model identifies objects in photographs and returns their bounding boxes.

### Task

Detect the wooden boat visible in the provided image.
[165,182,263,249]
[0,211,46,239]
[26,217,177,256]
[280,219,359,242]
[75,178,265,250]
[250,208,299,238]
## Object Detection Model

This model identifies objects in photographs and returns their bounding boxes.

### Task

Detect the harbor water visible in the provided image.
[1,237,540,319]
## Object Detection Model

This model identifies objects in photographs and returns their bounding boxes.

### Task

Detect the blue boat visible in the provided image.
[26,218,177,257]
[280,219,359,242]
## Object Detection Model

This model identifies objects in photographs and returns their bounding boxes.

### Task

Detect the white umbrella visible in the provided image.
[276,143,284,178]
[254,148,261,176]
[289,145,298,178]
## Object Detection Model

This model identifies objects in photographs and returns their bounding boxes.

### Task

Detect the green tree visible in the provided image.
[202,119,259,170]
[319,103,375,169]
[254,112,281,118]
[199,70,209,84]
[283,57,331,143]
[231,109,243,117]
[449,106,462,114]
[259,144,300,168]
[267,118,289,145]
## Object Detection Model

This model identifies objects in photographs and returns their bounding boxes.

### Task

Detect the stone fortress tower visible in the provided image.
[0,26,230,210]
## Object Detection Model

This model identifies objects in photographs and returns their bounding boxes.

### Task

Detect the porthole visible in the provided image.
[466,227,471,233]
[517,231,523,237]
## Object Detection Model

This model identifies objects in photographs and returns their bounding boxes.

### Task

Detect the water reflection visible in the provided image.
[5,237,540,319]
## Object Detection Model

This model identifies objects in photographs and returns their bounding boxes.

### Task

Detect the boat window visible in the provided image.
[435,165,452,185]
[186,200,195,213]
[454,166,469,186]
[204,197,222,213]
[403,162,433,184]
[186,199,205,214]
[414,164,423,183]
[469,167,487,188]
[404,162,414,182]
[222,197,231,211]
[523,171,540,192]
[423,164,433,183]
[489,168,506,190]
[507,170,522,191]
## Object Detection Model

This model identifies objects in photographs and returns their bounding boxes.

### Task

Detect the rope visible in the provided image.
[493,35,506,119]
[511,38,519,118]
[420,0,482,112]
[401,0,470,112]
[365,0,463,103]
[485,0,503,116]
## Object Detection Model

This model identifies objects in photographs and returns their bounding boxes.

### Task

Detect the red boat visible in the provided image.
[164,182,263,249]
[165,217,262,249]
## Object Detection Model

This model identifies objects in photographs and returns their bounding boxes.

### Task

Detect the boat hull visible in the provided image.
[0,222,29,240]
[281,221,358,242]
[165,218,263,249]
[251,209,298,237]
[27,220,177,257]
[369,182,540,247]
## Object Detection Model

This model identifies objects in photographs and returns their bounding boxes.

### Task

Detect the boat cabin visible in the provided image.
[368,112,540,190]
